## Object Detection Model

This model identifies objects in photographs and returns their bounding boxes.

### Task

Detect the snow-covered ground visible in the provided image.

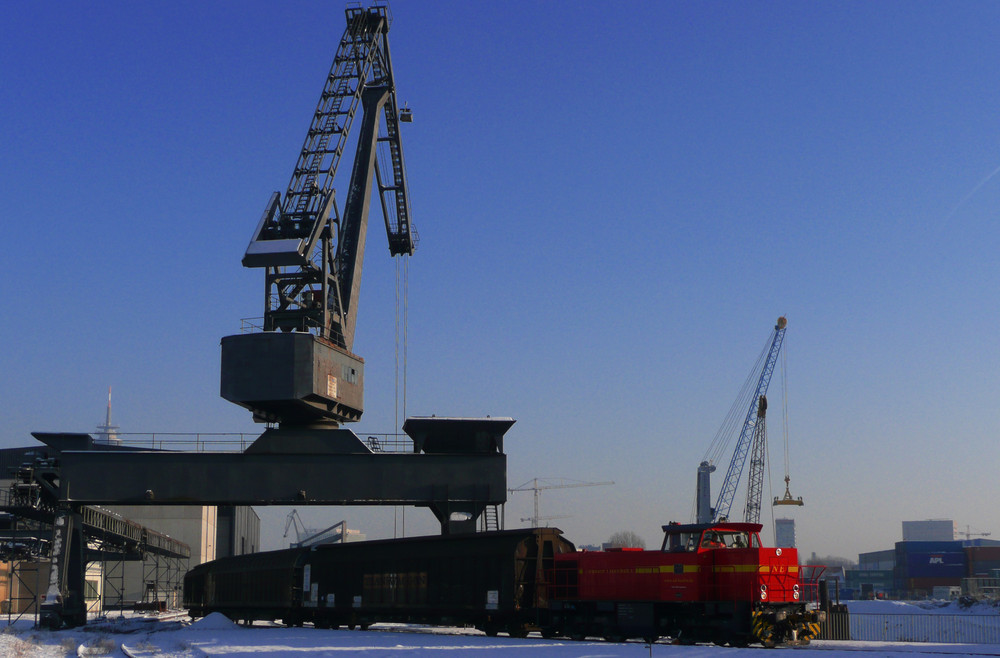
[2,601,1000,657]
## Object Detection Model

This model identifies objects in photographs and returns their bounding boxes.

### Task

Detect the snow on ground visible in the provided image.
[1,601,999,657]
[847,598,1000,615]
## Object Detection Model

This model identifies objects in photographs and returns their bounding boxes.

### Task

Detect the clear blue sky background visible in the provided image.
[3,1,1000,559]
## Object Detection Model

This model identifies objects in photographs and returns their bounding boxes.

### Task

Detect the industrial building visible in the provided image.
[902,519,955,542]
[846,519,1000,600]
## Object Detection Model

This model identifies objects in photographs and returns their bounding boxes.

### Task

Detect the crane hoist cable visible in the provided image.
[394,254,410,432]
[773,344,804,508]
[703,333,775,467]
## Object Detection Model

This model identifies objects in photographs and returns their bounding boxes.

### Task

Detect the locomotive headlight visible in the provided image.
[760,584,768,600]
[793,584,800,600]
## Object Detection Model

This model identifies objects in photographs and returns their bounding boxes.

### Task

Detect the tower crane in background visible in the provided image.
[520,514,572,526]
[283,509,351,547]
[283,509,308,545]
[958,525,992,541]
[697,317,789,524]
[509,478,614,527]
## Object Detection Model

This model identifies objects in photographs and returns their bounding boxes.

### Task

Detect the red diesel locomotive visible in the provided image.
[546,521,822,646]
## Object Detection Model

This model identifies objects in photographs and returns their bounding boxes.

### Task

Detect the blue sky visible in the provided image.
[3,1,1000,559]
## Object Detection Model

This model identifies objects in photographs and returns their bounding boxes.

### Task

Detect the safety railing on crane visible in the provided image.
[103,431,415,454]
[98,433,258,452]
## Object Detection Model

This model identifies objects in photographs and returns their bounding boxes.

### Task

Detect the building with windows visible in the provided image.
[902,519,954,542]
[775,518,796,548]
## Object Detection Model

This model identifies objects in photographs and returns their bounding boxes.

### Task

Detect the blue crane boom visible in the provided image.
[711,316,787,523]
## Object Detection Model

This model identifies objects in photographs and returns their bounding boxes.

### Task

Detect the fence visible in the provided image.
[822,611,1000,644]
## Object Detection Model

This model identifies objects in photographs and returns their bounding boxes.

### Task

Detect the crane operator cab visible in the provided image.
[662,522,762,552]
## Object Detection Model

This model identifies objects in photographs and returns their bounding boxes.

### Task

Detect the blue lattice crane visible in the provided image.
[696,317,787,524]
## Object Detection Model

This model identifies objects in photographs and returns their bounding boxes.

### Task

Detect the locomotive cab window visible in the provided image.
[662,525,763,552]
[700,531,755,549]
[663,532,695,552]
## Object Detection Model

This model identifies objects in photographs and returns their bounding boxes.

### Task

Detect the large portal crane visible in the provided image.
[697,317,787,524]
[221,3,414,428]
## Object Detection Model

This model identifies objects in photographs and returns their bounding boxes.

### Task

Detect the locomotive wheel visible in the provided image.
[799,621,820,643]
[752,613,776,647]
[540,627,558,639]
[348,623,356,630]
[506,625,529,639]
[603,632,625,643]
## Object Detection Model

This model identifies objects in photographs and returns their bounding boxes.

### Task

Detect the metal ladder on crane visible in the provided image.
[482,505,501,532]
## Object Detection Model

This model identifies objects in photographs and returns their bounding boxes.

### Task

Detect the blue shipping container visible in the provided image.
[897,552,966,579]
[896,541,964,555]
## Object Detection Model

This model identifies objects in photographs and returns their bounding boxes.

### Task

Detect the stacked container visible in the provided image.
[893,541,966,594]
[966,546,1000,577]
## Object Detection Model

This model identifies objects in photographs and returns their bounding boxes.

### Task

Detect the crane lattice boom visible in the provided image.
[242,4,414,348]
[712,317,786,523]
[743,395,767,523]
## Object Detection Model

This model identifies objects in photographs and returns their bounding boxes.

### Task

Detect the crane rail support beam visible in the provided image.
[45,451,506,508]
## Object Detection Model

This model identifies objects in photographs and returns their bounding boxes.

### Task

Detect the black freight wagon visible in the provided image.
[184,528,574,636]
[184,547,303,622]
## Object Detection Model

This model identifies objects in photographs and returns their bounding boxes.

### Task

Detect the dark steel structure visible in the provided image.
[31,416,509,628]
[31,420,508,527]
[184,528,573,635]
[225,3,415,428]
[30,4,511,630]
[0,456,190,624]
